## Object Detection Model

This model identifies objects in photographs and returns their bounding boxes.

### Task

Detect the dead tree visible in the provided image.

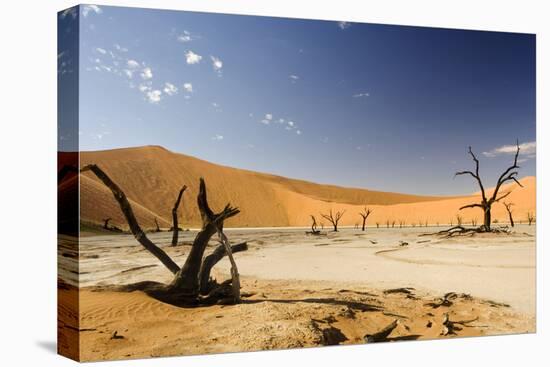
[320,209,346,232]
[307,215,321,235]
[503,202,515,227]
[80,164,247,305]
[471,218,478,227]
[376,222,380,228]
[171,185,188,246]
[455,214,463,226]
[359,207,373,231]
[102,217,112,230]
[527,212,535,226]
[154,218,161,232]
[392,220,396,228]
[456,141,522,231]
[386,219,390,229]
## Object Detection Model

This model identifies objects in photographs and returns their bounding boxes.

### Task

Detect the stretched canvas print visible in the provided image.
[58,4,536,362]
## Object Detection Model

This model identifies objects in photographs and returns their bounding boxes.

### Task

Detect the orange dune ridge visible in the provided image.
[59,145,534,229]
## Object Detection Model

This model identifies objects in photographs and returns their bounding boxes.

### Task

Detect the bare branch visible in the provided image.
[171,185,188,246]
[491,140,522,202]
[459,203,483,210]
[81,164,181,274]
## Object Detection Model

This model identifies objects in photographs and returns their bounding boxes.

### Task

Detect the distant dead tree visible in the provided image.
[471,218,478,227]
[456,141,522,231]
[320,209,346,232]
[359,207,373,231]
[425,220,428,228]
[503,202,515,227]
[154,217,161,232]
[376,222,380,228]
[80,164,247,305]
[411,222,416,228]
[392,220,396,228]
[354,222,359,229]
[171,185,187,246]
[527,212,535,226]
[320,221,325,230]
[386,219,390,228]
[455,214,463,226]
[307,215,321,235]
[102,217,112,230]
[399,220,405,229]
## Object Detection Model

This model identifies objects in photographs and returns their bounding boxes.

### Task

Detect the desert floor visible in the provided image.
[59,224,536,361]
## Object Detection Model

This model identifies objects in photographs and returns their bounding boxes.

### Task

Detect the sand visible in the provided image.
[58,225,536,361]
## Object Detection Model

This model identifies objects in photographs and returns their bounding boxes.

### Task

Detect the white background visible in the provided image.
[0,0,547,365]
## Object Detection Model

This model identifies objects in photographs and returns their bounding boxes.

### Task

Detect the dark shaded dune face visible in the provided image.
[77,146,535,229]
[58,151,79,235]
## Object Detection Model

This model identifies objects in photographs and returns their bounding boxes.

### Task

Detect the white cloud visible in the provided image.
[482,141,536,158]
[211,102,220,109]
[185,50,202,64]
[163,82,178,96]
[146,90,162,103]
[138,83,151,92]
[95,47,106,54]
[123,69,133,79]
[212,134,224,141]
[60,8,77,19]
[140,67,153,80]
[265,114,273,120]
[338,21,351,30]
[296,130,302,135]
[353,92,370,98]
[177,31,193,43]
[183,82,193,93]
[289,75,299,82]
[278,118,285,123]
[127,59,140,69]
[82,5,102,17]
[211,56,223,74]
[115,44,128,52]
[287,121,295,127]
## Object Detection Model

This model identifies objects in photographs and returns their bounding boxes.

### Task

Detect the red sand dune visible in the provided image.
[59,145,534,229]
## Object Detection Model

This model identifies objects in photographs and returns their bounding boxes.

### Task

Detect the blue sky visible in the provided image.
[58,5,536,195]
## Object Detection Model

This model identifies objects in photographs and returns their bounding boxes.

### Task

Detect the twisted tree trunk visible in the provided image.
[81,165,245,304]
[171,186,187,246]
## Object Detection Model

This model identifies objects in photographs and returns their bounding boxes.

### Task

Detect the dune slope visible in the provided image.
[64,145,535,229]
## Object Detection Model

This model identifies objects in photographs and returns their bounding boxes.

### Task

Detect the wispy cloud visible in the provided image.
[177,30,194,43]
[353,92,370,98]
[289,74,299,83]
[183,83,193,93]
[185,50,202,64]
[127,59,140,68]
[482,141,536,158]
[140,67,153,80]
[114,44,128,52]
[146,90,162,104]
[212,134,224,141]
[82,5,102,17]
[260,113,273,124]
[95,47,107,54]
[163,82,178,96]
[60,7,78,19]
[337,21,351,30]
[211,56,223,75]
